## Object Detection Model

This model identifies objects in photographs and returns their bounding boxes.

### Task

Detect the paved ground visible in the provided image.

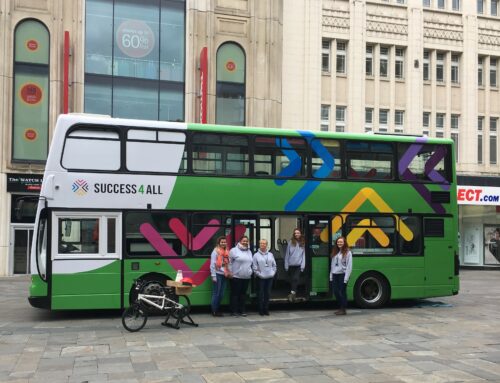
[0,270,499,383]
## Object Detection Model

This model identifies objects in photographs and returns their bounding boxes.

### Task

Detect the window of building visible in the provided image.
[366,45,373,76]
[395,110,404,132]
[478,117,484,164]
[423,50,430,81]
[452,0,460,11]
[491,58,497,87]
[322,39,330,72]
[478,57,484,86]
[423,112,430,134]
[436,52,445,82]
[380,46,389,77]
[12,19,50,162]
[451,54,459,83]
[84,0,185,121]
[451,114,459,130]
[492,0,498,15]
[336,42,346,74]
[365,108,373,132]
[423,0,430,6]
[478,0,484,14]
[395,48,404,79]
[396,0,405,3]
[336,106,346,132]
[436,113,445,130]
[321,105,330,131]
[379,109,389,131]
[438,0,445,9]
[490,118,497,165]
[216,42,246,126]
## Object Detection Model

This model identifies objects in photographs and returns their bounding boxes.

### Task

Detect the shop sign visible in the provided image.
[7,173,43,193]
[116,20,155,58]
[457,185,500,205]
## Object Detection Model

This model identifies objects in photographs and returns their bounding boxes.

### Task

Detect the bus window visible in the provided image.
[346,215,395,255]
[346,141,393,180]
[398,143,450,183]
[398,216,422,255]
[254,136,306,178]
[192,133,249,175]
[126,212,187,257]
[191,213,232,256]
[62,129,120,171]
[58,218,99,254]
[310,139,341,178]
[126,129,186,173]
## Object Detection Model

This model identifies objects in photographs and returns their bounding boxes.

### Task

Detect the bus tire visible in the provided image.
[353,272,390,309]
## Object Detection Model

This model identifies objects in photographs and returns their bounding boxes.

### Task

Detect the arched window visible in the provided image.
[216,42,246,126]
[12,19,50,162]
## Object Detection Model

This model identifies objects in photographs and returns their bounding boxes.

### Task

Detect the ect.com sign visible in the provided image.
[457,185,500,205]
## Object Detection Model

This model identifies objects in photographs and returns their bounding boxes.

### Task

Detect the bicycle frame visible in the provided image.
[137,293,182,311]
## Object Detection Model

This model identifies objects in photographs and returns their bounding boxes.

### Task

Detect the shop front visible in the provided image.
[458,178,500,268]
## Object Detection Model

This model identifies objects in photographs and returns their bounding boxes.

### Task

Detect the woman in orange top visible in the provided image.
[210,236,230,316]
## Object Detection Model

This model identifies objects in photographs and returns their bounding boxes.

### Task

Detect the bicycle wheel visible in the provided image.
[122,303,148,332]
[172,295,191,320]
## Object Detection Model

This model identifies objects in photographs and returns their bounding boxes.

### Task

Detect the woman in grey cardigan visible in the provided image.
[284,228,305,302]
[252,239,277,316]
[228,235,253,316]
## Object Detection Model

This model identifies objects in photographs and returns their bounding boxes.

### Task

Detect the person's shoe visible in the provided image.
[335,309,346,315]
[264,311,270,316]
[231,312,238,317]
[213,311,224,317]
[240,312,247,317]
[259,311,264,316]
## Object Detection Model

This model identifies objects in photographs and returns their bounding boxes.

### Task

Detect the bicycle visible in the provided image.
[122,279,198,332]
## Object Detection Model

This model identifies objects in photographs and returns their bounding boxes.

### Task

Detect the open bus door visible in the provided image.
[50,212,122,309]
[306,216,332,298]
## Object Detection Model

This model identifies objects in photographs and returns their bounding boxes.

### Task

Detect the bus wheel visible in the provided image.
[354,272,390,309]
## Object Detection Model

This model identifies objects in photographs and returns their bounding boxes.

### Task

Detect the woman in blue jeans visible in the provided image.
[210,236,230,316]
[330,236,353,315]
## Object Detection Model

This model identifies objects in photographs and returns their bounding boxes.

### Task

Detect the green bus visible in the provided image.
[28,114,459,310]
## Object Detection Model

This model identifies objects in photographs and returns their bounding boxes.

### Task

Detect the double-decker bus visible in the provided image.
[28,114,459,310]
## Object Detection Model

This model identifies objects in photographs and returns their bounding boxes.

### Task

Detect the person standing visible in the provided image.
[252,239,277,316]
[228,236,253,316]
[209,236,230,317]
[330,236,353,315]
[284,228,305,302]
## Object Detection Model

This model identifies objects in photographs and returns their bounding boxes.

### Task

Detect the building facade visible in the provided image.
[1,0,500,275]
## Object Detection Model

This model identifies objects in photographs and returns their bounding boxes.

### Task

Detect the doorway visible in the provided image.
[10,225,34,274]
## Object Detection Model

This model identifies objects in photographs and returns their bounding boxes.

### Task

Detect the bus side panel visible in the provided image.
[122,258,215,307]
[352,257,425,300]
[51,260,121,309]
[311,257,329,293]
[424,218,457,298]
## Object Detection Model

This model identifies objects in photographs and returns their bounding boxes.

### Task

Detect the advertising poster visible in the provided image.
[463,225,481,264]
[484,225,500,266]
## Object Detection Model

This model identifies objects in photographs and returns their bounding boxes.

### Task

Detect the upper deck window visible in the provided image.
[62,129,120,171]
[346,141,393,180]
[398,143,450,183]
[126,129,186,173]
[192,133,249,175]
[254,136,307,177]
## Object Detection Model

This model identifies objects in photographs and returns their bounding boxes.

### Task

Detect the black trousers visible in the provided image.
[288,266,301,293]
[230,278,250,314]
[257,278,273,313]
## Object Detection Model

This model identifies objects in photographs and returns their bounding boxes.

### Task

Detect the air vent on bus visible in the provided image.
[424,218,444,237]
[431,191,450,204]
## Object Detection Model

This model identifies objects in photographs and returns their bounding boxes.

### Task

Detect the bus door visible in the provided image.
[307,217,331,297]
[424,217,456,296]
[50,212,122,309]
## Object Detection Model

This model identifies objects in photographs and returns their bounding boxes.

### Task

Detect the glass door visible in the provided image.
[10,225,34,274]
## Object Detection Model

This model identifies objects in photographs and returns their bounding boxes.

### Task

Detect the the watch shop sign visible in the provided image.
[7,173,43,193]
